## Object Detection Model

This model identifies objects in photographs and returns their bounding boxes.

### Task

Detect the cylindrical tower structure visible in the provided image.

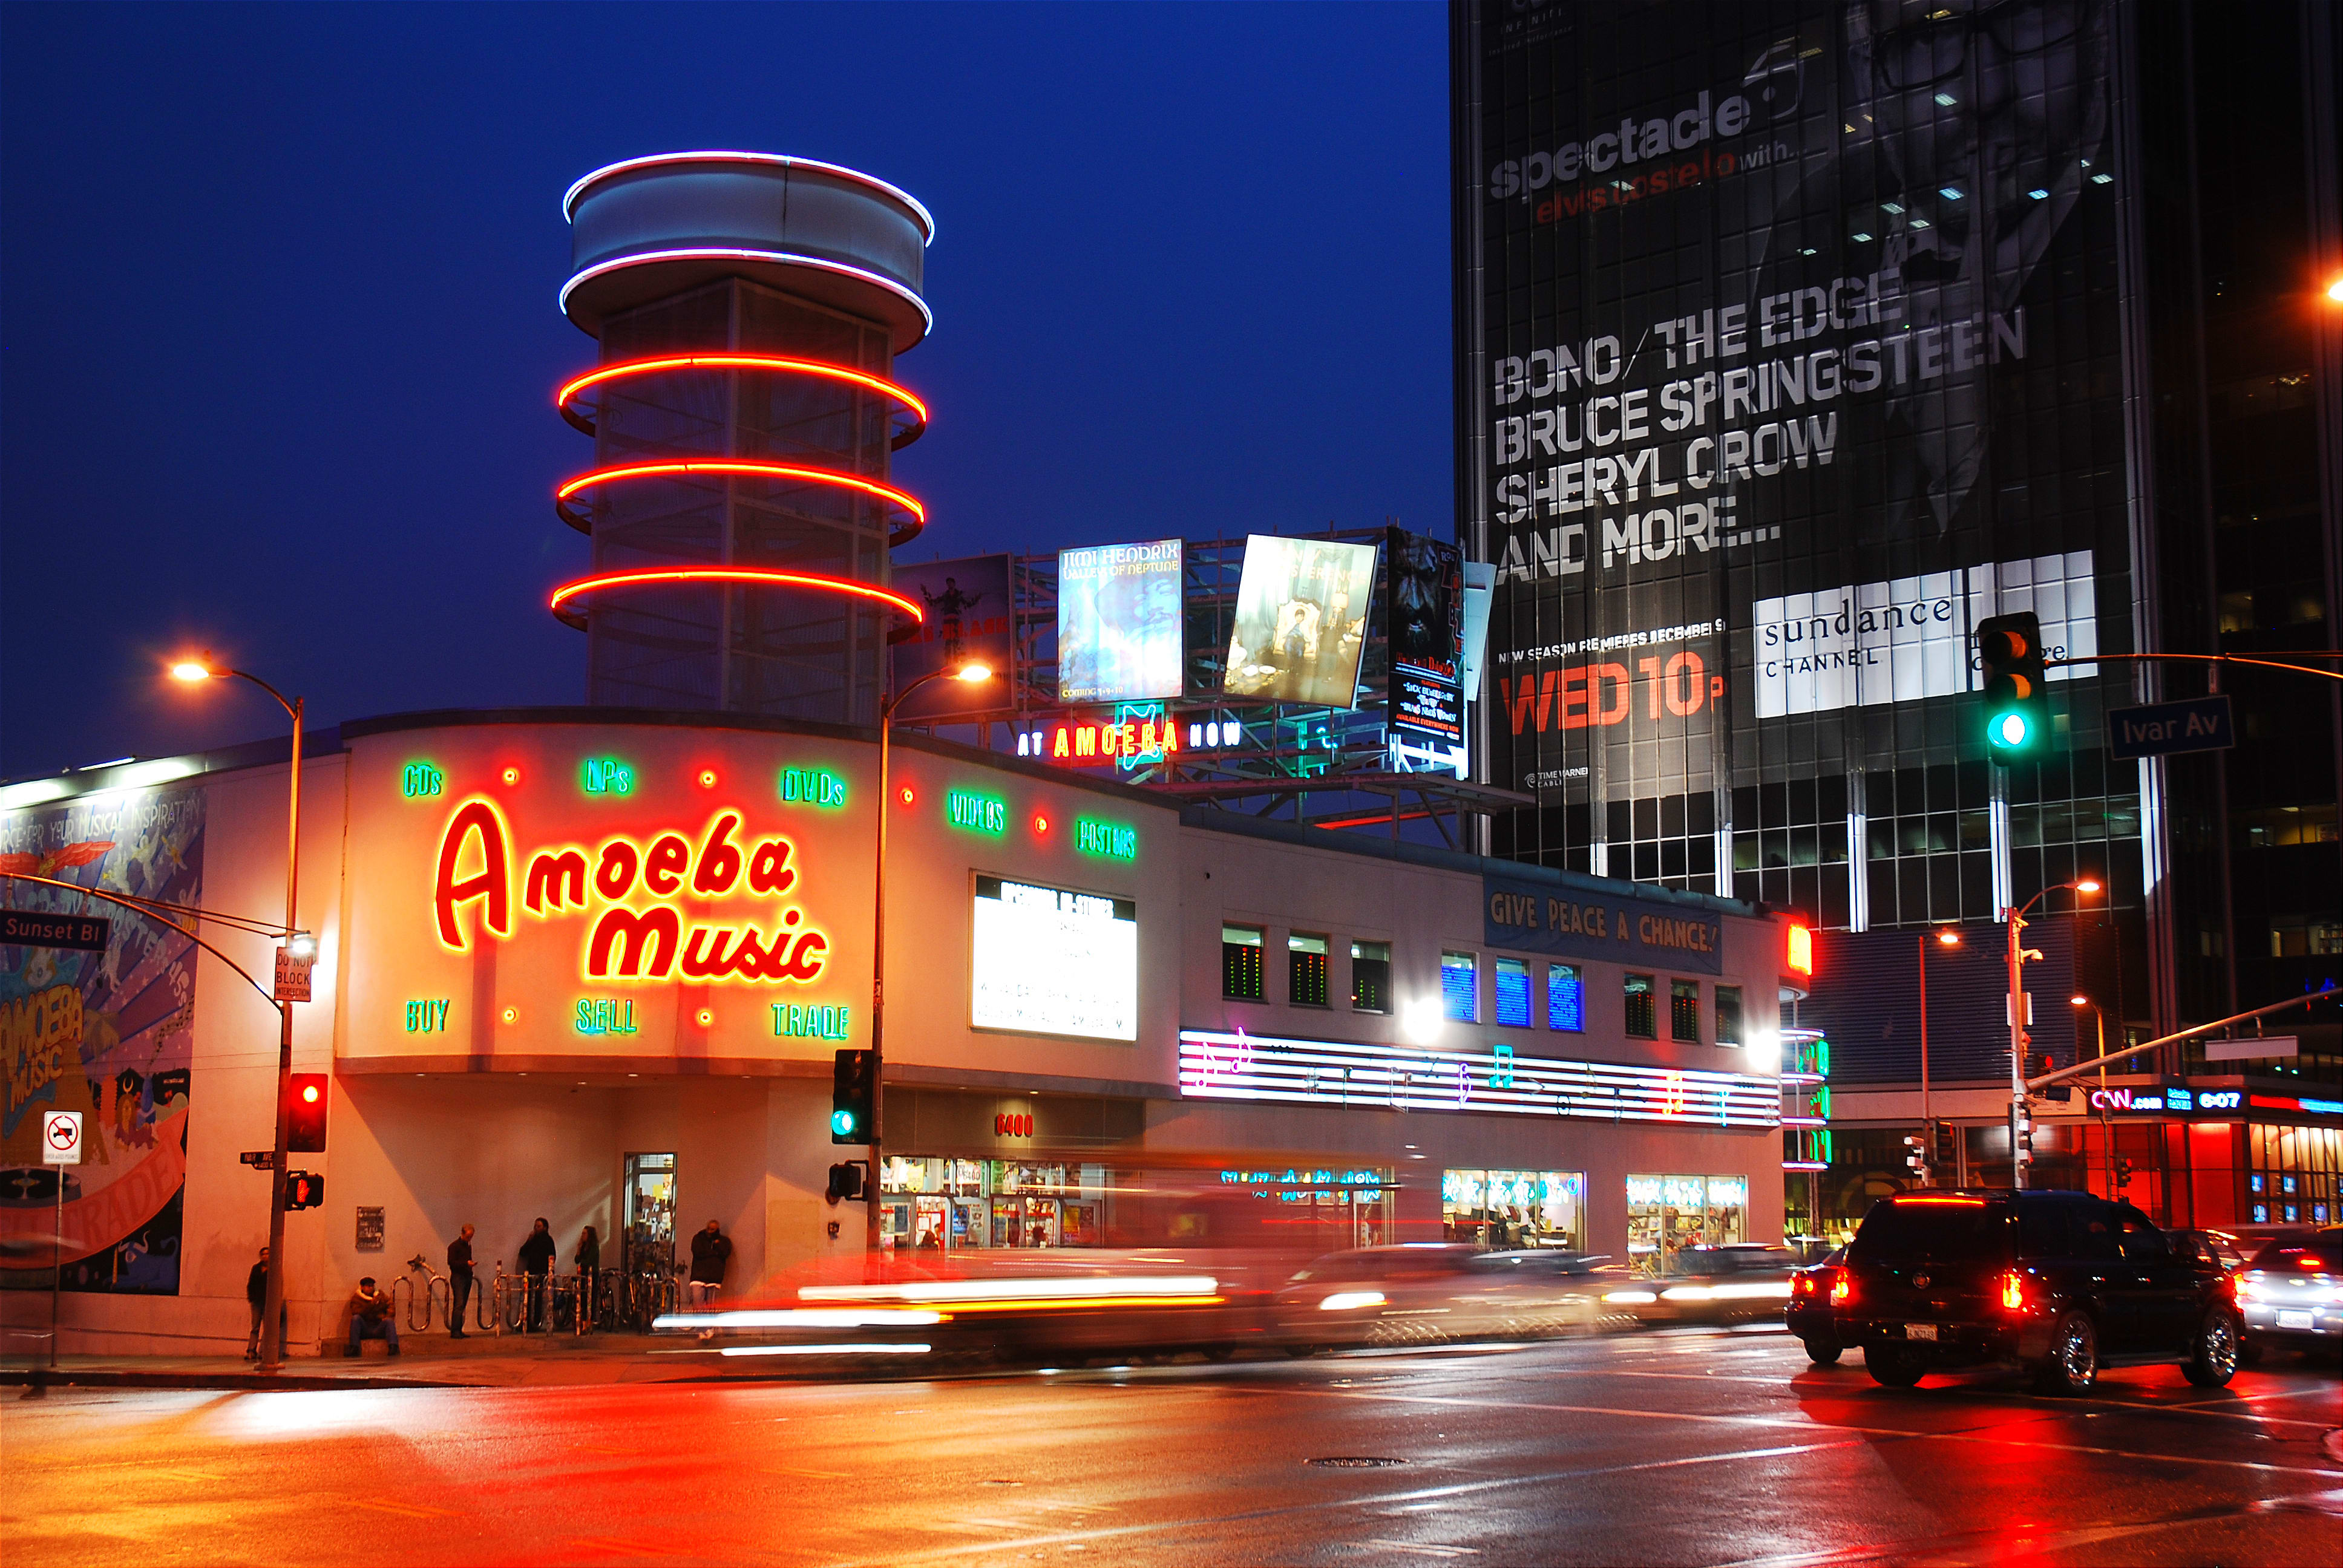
[548,151,935,724]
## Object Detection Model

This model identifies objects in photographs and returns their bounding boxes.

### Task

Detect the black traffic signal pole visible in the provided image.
[2043,652,2343,682]
[2023,985,2341,1096]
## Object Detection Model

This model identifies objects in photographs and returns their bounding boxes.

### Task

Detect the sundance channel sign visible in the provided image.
[338,728,873,1062]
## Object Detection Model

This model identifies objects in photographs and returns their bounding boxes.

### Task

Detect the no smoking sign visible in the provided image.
[41,1110,83,1166]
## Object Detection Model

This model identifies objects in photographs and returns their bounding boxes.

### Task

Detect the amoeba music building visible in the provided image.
[1,709,1792,1355]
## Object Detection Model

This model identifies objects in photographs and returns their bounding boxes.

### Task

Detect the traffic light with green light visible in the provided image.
[1975,612,2049,761]
[831,1049,876,1145]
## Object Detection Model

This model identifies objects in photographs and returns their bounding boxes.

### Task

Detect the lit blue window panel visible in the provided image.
[1440,952,1478,1022]
[1495,958,1531,1028]
[1547,964,1584,1032]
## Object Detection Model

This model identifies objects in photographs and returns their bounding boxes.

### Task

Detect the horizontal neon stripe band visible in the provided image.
[563,151,935,241]
[1176,1029,1780,1128]
[559,248,932,338]
[557,354,929,428]
[555,459,925,525]
[549,569,922,624]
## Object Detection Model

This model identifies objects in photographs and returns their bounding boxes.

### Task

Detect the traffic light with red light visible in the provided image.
[286,1170,326,1209]
[287,1073,328,1152]
[1975,612,2050,761]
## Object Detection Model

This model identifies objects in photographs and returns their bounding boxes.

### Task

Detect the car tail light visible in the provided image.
[1829,1271,1852,1307]
[1999,1270,2025,1311]
[1792,1273,1816,1298]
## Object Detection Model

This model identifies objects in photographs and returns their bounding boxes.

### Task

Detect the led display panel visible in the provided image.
[1387,527,1465,743]
[1057,540,1184,704]
[1222,535,1378,707]
[971,875,1137,1041]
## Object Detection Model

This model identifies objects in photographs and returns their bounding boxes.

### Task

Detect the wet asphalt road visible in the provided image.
[6,1329,2339,1567]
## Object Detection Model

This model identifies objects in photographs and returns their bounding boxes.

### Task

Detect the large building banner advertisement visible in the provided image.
[1467,0,2123,811]
[1224,535,1379,708]
[1058,540,1186,705]
[891,554,1016,720]
[0,788,205,1294]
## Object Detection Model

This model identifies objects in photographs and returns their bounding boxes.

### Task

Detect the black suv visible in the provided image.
[1830,1189,2241,1394]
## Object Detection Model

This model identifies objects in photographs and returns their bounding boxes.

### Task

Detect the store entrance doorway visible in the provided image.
[621,1152,677,1328]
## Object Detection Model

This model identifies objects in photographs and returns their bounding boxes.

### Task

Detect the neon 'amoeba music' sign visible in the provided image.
[432,801,830,985]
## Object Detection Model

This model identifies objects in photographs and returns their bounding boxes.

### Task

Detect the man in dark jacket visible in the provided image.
[517,1217,556,1330]
[347,1276,399,1357]
[244,1246,274,1361]
[447,1224,475,1338]
[687,1220,732,1306]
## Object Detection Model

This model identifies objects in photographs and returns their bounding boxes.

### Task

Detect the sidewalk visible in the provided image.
[2,1331,740,1392]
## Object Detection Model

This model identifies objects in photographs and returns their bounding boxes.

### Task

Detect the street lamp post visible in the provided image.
[2070,993,2108,1194]
[865,661,995,1264]
[1919,928,1959,1178]
[172,656,307,1370]
[2004,877,2100,1189]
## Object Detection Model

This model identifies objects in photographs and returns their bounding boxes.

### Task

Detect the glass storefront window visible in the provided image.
[877,1158,1395,1253]
[1442,1169,1586,1250]
[1625,1172,1749,1277]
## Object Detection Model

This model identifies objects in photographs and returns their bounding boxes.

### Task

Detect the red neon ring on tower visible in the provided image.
[548,567,925,632]
[554,459,926,547]
[555,355,929,448]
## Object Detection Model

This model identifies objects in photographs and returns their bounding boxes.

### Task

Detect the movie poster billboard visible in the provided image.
[1387,528,1465,744]
[0,786,205,1295]
[1224,535,1378,708]
[891,554,1015,720]
[1057,539,1185,704]
[1461,0,2129,861]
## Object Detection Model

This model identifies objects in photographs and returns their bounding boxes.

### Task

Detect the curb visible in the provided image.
[7,1370,471,1393]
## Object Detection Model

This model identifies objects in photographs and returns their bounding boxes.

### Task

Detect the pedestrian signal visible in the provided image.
[286,1170,326,1210]
[825,1161,865,1203]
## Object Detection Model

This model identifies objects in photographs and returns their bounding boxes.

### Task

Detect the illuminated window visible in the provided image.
[1222,924,1264,1001]
[1351,940,1390,1012]
[1624,974,1657,1039]
[1441,952,1478,1023]
[1289,933,1329,1008]
[1670,979,1701,1043]
[1547,964,1584,1032]
[1714,985,1743,1046]
[1495,958,1532,1027]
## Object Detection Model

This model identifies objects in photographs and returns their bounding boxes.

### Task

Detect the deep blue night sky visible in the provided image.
[1,1,1449,777]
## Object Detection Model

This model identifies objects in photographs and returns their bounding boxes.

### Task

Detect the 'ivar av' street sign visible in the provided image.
[2106,694,2234,762]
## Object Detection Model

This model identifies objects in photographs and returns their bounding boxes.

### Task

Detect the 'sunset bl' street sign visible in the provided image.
[2107,694,2234,761]
[1,911,113,952]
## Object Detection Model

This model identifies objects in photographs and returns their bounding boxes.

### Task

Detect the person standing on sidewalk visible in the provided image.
[446,1224,475,1338]
[687,1219,732,1307]
[517,1217,556,1330]
[244,1246,279,1361]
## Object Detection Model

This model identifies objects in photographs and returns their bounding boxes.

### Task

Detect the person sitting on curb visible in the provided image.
[348,1276,400,1357]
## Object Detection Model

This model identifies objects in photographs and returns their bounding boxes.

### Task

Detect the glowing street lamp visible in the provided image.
[1915,927,1962,1177]
[170,653,306,1370]
[864,660,994,1263]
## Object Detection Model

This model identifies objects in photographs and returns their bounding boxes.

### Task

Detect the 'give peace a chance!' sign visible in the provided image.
[1483,871,1725,975]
